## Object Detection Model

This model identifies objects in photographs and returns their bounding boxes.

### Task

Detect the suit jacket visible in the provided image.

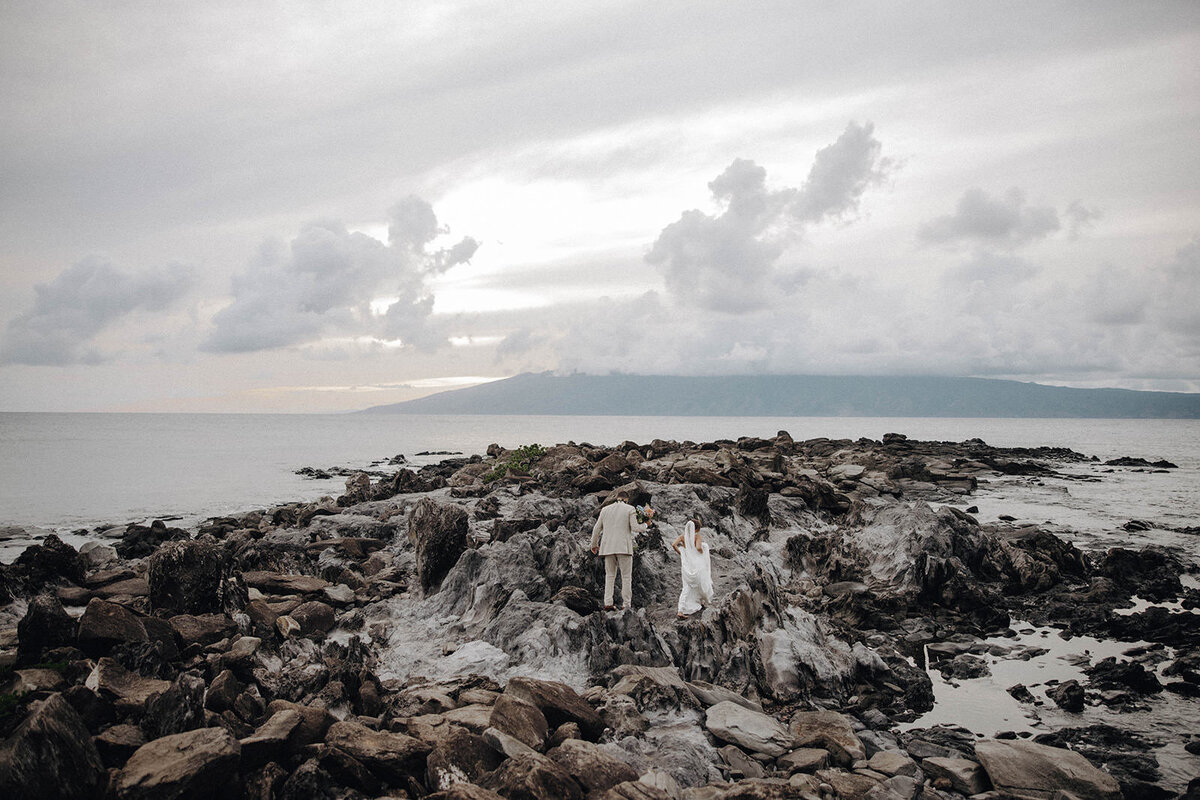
[590,500,647,556]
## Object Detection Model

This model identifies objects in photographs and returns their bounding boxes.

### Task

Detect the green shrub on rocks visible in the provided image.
[484,444,546,482]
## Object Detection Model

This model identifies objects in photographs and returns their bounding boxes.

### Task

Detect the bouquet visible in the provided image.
[635,504,656,525]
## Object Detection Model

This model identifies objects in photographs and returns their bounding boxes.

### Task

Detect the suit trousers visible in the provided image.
[603,553,633,608]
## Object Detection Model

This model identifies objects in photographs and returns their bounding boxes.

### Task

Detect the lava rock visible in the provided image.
[489,694,549,752]
[503,676,605,741]
[975,739,1121,800]
[704,701,794,757]
[147,540,225,614]
[142,672,207,740]
[17,593,77,665]
[0,694,106,800]
[76,598,149,655]
[788,710,866,767]
[114,726,242,800]
[1048,680,1086,711]
[409,498,469,593]
[480,752,583,800]
[548,738,639,793]
[14,534,85,590]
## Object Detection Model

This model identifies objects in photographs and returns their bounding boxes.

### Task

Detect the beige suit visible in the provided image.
[590,500,646,555]
[590,500,647,608]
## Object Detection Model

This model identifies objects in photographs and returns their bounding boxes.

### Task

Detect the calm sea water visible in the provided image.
[2,413,1199,560]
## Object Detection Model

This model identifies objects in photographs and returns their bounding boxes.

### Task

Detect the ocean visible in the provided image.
[2,413,1199,560]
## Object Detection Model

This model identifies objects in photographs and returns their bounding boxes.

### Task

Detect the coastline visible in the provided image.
[1,431,1197,797]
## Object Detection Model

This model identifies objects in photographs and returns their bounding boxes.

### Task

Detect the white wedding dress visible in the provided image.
[677,521,713,615]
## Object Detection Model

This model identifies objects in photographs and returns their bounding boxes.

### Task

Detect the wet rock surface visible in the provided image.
[0,431,1196,798]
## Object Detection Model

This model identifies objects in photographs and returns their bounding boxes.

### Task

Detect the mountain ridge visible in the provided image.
[360,373,1200,418]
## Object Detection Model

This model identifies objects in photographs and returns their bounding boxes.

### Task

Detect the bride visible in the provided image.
[671,515,713,619]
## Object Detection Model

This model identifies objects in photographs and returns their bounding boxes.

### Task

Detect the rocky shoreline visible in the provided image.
[1,431,1197,799]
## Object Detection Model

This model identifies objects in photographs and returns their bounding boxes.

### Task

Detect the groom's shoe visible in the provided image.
[603,605,615,611]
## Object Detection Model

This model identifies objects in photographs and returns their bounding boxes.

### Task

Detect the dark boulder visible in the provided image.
[736,484,771,525]
[1047,680,1085,711]
[141,672,207,740]
[489,694,549,751]
[169,613,235,648]
[547,739,639,794]
[425,728,504,792]
[1096,547,1183,602]
[551,586,600,616]
[277,759,348,800]
[427,785,508,800]
[323,719,431,784]
[17,594,77,665]
[147,539,225,614]
[114,726,242,800]
[14,534,84,590]
[409,498,469,593]
[76,598,148,655]
[504,676,605,741]
[291,601,337,636]
[116,520,189,559]
[0,694,106,800]
[480,752,583,800]
[94,723,146,768]
[1086,658,1162,694]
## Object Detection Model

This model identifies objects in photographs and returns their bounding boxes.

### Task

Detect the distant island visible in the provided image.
[361,373,1200,418]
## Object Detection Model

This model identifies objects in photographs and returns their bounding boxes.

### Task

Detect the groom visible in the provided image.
[590,489,652,610]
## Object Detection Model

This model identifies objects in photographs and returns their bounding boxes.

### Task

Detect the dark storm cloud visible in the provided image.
[646,122,891,312]
[918,187,1061,248]
[202,197,477,353]
[1,257,193,365]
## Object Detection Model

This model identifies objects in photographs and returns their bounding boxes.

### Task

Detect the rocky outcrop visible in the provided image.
[0,431,1193,799]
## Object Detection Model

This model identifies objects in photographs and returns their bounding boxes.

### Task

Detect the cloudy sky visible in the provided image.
[2,1,1198,412]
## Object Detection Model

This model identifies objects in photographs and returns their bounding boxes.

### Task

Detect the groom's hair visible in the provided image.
[616,490,629,500]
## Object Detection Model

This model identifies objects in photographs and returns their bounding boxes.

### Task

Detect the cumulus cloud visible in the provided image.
[918,187,1061,248]
[203,197,478,353]
[791,121,894,223]
[1,257,193,365]
[645,121,890,312]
